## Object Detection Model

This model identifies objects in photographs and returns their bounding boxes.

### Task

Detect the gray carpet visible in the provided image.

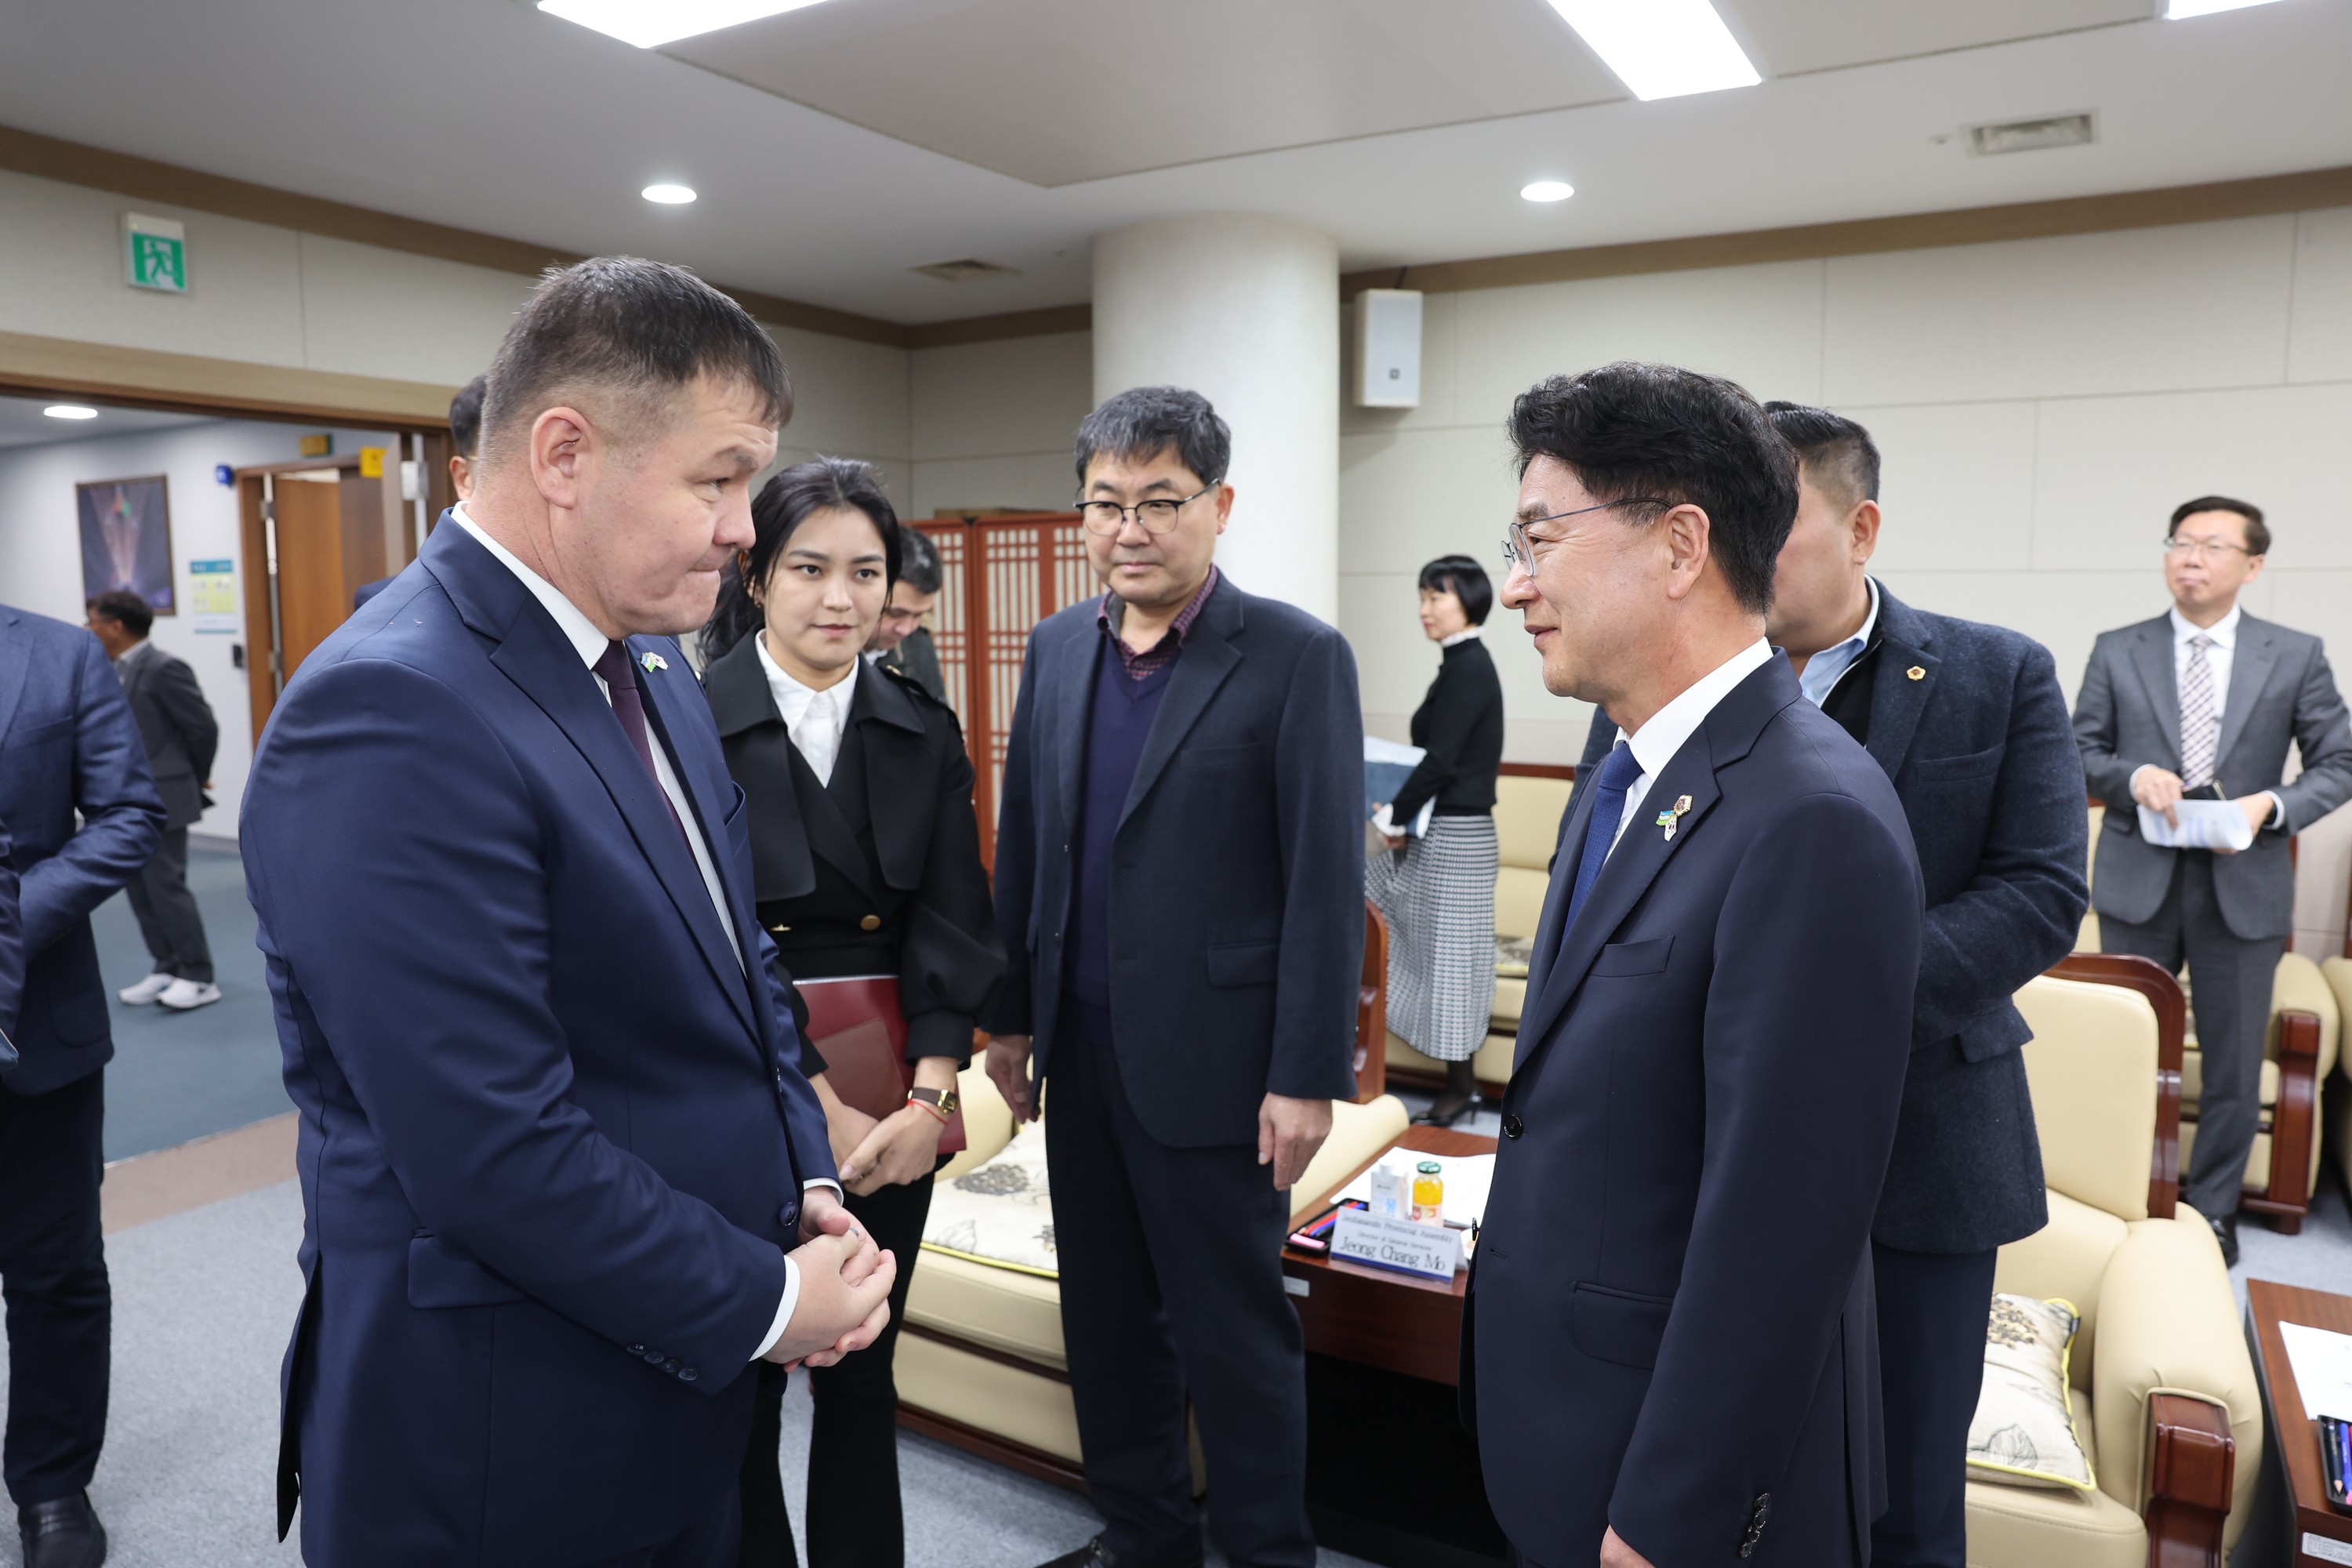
[89,837,286,1162]
[0,1180,1371,1567]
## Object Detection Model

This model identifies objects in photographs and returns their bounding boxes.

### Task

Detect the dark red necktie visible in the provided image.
[594,640,690,845]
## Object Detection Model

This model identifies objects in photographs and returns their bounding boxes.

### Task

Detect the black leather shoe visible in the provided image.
[1414,1091,1483,1127]
[20,1492,107,1568]
[2213,1213,2241,1268]
[1035,1538,1202,1568]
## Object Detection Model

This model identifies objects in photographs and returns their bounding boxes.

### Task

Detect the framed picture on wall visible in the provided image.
[78,474,175,615]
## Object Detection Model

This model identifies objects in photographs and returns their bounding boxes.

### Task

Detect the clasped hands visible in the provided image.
[2130,765,2273,852]
[985,1034,1334,1190]
[761,1185,895,1369]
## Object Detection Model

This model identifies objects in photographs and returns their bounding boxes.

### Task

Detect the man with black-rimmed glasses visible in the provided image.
[987,386,1364,1568]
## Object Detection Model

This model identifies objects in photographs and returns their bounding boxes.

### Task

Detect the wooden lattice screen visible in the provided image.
[911,511,1092,866]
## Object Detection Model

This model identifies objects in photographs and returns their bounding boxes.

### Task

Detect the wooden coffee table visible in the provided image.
[1284,1124,1504,1567]
[2249,1279,2352,1565]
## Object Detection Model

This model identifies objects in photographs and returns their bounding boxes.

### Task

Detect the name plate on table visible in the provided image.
[1330,1208,1461,1280]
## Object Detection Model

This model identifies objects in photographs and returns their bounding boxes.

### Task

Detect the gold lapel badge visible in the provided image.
[1906,665,1926,681]
[639,651,670,673]
[1654,794,1693,842]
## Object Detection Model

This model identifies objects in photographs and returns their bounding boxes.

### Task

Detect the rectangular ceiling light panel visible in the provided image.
[2164,0,2285,16]
[1543,0,1762,101]
[537,0,833,49]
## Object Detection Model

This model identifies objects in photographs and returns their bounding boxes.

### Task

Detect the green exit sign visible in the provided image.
[123,213,187,293]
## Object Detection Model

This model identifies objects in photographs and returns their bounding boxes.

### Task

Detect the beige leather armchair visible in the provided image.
[892,1066,1412,1486]
[2080,802,2338,1232]
[1965,953,2261,1568]
[1386,763,1573,1096]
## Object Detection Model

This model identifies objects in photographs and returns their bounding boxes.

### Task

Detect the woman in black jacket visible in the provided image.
[1366,556,1505,1126]
[699,459,1002,1568]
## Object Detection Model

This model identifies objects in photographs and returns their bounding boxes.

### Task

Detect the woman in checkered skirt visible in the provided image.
[1367,557,1505,1126]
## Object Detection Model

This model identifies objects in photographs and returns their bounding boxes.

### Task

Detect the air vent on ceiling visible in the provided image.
[1965,112,2096,158]
[911,258,1021,283]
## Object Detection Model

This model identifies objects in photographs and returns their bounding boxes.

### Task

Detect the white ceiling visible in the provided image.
[0,0,2346,325]
[0,396,214,452]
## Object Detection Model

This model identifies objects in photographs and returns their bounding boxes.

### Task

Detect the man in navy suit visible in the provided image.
[0,603,165,1568]
[1573,405,2087,1566]
[2,821,20,1065]
[242,259,895,1568]
[1472,363,1922,1568]
[986,387,1364,1568]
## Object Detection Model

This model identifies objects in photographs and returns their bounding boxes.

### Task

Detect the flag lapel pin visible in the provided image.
[1654,794,1693,842]
[639,651,669,673]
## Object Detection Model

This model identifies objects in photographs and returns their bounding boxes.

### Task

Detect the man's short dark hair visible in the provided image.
[449,374,488,459]
[2169,495,2270,558]
[87,589,152,637]
[1762,401,1879,510]
[1508,362,1797,615]
[1073,386,1230,489]
[1417,554,1494,626]
[897,524,944,596]
[478,257,790,466]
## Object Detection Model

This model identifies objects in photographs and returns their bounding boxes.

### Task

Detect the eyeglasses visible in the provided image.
[1501,496,1673,572]
[1076,481,1218,536]
[2163,536,2252,562]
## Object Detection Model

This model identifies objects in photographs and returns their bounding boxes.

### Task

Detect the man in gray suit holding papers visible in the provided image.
[2075,494,2352,1261]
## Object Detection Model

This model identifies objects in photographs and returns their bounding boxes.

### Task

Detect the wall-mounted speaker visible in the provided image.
[1352,288,1422,409]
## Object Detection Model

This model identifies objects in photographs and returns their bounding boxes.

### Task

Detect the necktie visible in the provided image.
[594,640,690,844]
[1563,741,1642,938]
[2179,633,2219,790]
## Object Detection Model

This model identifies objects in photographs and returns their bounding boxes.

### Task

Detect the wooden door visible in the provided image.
[238,459,399,740]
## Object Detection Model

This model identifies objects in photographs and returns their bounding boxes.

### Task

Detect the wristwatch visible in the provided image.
[908,1087,959,1116]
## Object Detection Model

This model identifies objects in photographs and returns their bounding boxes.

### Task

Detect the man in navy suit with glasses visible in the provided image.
[1468,362,1922,1568]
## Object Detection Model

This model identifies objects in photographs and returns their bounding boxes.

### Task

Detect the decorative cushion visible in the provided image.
[1968,1294,2096,1490]
[923,1121,1056,1277]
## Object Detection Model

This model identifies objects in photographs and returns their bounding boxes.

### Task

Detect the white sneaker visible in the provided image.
[158,978,223,1011]
[119,972,176,1004]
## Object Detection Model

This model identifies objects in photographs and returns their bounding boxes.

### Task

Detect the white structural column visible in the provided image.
[1091,214,1340,625]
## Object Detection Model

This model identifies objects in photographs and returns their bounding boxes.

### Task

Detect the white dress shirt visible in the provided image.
[1608,639,1777,853]
[753,632,857,786]
[2125,601,2281,829]
[1439,627,1483,649]
[446,507,828,1361]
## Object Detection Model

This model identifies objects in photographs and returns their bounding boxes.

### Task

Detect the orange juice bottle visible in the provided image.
[1411,1161,1445,1224]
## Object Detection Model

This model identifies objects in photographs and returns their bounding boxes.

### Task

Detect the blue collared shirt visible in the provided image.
[1795,579,1880,710]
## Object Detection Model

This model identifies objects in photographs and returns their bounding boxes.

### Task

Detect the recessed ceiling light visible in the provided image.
[1543,0,1762,101]
[2165,0,2285,15]
[641,183,698,205]
[538,0,833,49]
[1521,180,1575,203]
[44,405,99,420]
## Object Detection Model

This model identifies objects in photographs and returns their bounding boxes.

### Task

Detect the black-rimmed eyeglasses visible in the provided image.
[1076,481,1219,536]
[1501,496,1672,572]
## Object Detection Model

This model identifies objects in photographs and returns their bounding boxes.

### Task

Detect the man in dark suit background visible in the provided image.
[2075,495,2352,1261]
[1570,404,2088,1566]
[242,258,895,1567]
[1477,363,1921,1568]
[986,387,1364,1568]
[84,590,222,1013]
[0,601,166,1568]
[868,521,948,702]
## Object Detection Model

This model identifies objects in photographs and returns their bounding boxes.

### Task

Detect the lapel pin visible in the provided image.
[639,651,669,673]
[1906,665,1926,681]
[1654,794,1693,842]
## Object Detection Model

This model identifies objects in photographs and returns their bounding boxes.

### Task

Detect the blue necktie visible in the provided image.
[1563,741,1642,936]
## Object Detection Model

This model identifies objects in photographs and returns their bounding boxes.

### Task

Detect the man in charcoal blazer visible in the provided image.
[1475,365,1922,1568]
[85,589,221,1010]
[1573,405,2088,1567]
[0,603,165,1567]
[987,388,1364,1568]
[2076,495,2352,1261]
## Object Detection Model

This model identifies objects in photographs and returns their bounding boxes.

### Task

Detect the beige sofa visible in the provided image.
[892,1066,1411,1484]
[1964,955,2260,1568]
[1385,765,1573,1094]
[2080,802,2339,1231]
